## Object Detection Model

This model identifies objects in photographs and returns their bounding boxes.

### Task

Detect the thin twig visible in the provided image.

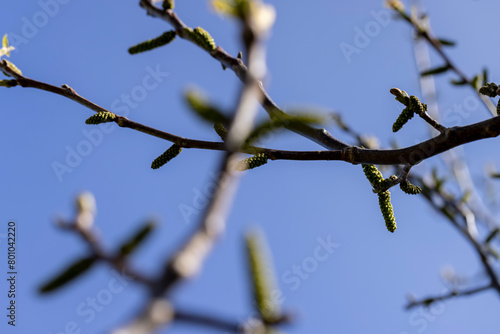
[138,0,350,151]
[390,6,497,116]
[405,284,491,310]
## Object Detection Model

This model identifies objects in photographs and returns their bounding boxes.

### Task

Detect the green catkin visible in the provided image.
[390,87,409,105]
[392,106,414,132]
[85,112,116,125]
[236,153,269,171]
[378,190,397,232]
[184,27,216,52]
[214,122,228,141]
[362,164,384,189]
[409,95,425,116]
[162,0,174,10]
[400,180,422,195]
[479,83,498,97]
[128,31,176,55]
[151,144,182,169]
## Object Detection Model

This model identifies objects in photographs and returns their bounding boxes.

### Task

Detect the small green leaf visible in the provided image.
[119,221,155,257]
[390,88,409,105]
[420,65,450,77]
[185,89,228,124]
[162,0,174,10]
[245,229,281,324]
[244,114,323,146]
[3,60,22,76]
[2,34,8,49]
[436,38,455,47]
[471,75,481,90]
[39,257,96,293]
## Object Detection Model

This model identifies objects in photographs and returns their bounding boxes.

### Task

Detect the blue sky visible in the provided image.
[2,0,500,333]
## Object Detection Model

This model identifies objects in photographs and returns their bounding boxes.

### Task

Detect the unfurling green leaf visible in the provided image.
[214,122,228,141]
[362,164,384,189]
[400,180,422,195]
[245,229,281,323]
[479,82,498,97]
[236,153,269,171]
[162,0,175,10]
[378,190,397,233]
[244,114,324,146]
[119,221,155,256]
[211,0,252,18]
[128,30,176,55]
[39,257,96,293]
[420,64,450,77]
[0,34,15,58]
[85,111,116,125]
[390,87,409,105]
[3,60,22,76]
[151,144,182,169]
[184,27,216,52]
[185,89,228,124]
[471,75,482,90]
[436,38,455,47]
[0,79,17,87]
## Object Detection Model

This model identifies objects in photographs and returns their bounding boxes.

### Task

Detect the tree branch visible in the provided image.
[138,0,350,150]
[405,284,491,310]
